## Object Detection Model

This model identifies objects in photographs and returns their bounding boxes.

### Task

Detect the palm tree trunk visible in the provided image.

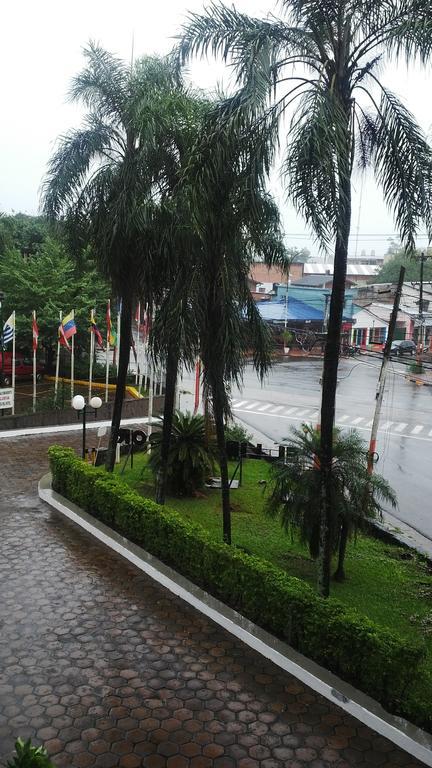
[334,517,348,582]
[155,345,178,505]
[106,295,132,472]
[318,113,352,598]
[211,381,231,545]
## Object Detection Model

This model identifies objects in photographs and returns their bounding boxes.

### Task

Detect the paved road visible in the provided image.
[181,357,432,540]
[0,432,423,767]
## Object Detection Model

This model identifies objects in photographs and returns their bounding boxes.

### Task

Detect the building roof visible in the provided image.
[256,297,324,322]
[303,263,379,277]
[292,274,356,287]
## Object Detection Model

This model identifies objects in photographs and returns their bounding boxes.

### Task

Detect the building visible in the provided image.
[354,282,432,346]
[351,303,412,347]
[302,262,379,284]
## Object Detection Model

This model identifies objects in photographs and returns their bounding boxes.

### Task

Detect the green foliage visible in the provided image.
[265,426,396,560]
[376,251,432,283]
[282,330,293,346]
[148,411,216,496]
[224,421,252,444]
[0,238,109,352]
[0,214,48,257]
[7,738,54,768]
[49,445,427,723]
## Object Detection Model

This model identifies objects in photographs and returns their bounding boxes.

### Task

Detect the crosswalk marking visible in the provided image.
[231,400,432,439]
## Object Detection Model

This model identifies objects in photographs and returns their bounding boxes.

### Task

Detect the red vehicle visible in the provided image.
[0,352,45,387]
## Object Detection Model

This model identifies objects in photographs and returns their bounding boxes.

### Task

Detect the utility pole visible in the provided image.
[418,251,426,357]
[367,266,405,474]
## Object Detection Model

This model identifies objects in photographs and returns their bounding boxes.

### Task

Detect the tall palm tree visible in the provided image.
[179,0,432,593]
[43,44,198,471]
[186,113,288,543]
[265,425,396,581]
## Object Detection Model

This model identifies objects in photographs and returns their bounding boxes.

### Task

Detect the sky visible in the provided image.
[1,0,432,258]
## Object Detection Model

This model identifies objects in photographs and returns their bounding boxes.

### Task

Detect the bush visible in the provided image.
[49,445,427,724]
[224,422,253,444]
[7,738,54,768]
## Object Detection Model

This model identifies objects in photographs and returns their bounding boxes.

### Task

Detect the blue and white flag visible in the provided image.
[2,313,15,346]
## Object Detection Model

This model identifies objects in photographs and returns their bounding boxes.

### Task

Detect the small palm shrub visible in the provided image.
[149,411,216,496]
[224,422,252,444]
[265,424,397,580]
[7,739,54,768]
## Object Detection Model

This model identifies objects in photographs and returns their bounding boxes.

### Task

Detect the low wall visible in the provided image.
[0,395,165,432]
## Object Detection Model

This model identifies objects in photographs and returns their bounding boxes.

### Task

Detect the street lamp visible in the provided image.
[72,394,103,459]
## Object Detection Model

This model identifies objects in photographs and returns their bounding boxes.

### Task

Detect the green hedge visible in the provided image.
[49,445,426,721]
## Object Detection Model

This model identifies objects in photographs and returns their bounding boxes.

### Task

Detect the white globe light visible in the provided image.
[90,396,103,409]
[72,395,85,411]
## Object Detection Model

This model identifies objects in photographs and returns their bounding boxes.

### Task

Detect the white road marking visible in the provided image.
[351,417,364,425]
[411,425,424,434]
[284,407,298,415]
[380,421,394,430]
[270,405,284,413]
[337,415,349,422]
[257,404,272,412]
[429,429,432,437]
[365,420,373,428]
[394,423,408,432]
[233,400,248,408]
[244,402,260,410]
[296,409,311,417]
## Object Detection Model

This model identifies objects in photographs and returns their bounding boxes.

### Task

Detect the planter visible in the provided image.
[284,346,290,354]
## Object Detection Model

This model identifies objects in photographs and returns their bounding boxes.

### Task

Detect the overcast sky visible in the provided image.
[1,0,431,257]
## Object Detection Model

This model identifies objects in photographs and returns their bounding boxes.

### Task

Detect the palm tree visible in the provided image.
[179,0,432,593]
[265,425,396,581]
[43,44,195,471]
[185,112,288,544]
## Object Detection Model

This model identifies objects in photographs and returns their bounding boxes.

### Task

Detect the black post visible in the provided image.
[82,405,86,460]
[419,253,425,351]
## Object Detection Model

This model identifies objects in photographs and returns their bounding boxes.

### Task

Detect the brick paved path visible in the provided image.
[0,433,424,767]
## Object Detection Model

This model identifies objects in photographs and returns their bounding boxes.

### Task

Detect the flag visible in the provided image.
[61,311,77,340]
[90,319,105,350]
[2,314,15,346]
[58,323,70,350]
[106,300,111,340]
[32,313,39,352]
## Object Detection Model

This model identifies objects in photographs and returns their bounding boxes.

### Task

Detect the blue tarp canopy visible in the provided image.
[256,298,323,323]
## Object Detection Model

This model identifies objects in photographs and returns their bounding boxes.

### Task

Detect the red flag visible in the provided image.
[32,313,39,352]
[106,300,111,338]
[90,320,105,350]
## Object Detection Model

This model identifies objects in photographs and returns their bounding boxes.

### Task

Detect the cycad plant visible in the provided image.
[265,425,397,581]
[179,0,432,594]
[149,411,216,496]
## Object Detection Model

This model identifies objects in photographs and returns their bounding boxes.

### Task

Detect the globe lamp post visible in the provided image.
[72,394,103,459]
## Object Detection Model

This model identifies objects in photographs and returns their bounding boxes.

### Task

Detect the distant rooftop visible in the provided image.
[303,263,379,277]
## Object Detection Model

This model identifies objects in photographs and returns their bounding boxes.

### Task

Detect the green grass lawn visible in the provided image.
[117,452,432,705]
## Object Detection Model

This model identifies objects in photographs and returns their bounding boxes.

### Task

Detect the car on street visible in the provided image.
[0,352,45,387]
[390,339,417,356]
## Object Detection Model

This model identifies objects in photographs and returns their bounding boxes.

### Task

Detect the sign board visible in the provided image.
[0,388,14,410]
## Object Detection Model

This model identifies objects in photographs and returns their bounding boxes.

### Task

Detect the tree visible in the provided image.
[43,44,194,470]
[179,0,432,594]
[376,249,432,283]
[0,213,48,257]
[185,112,288,544]
[265,425,396,581]
[0,238,108,366]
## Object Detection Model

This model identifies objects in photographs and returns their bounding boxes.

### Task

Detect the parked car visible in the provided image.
[0,352,45,386]
[390,339,416,356]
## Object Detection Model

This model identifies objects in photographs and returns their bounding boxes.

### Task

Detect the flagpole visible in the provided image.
[54,310,62,405]
[11,311,16,415]
[71,309,75,402]
[32,310,37,413]
[89,309,94,400]
[105,300,110,403]
[135,302,140,385]
[116,310,121,376]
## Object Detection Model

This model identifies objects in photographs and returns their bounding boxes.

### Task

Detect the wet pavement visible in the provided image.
[0,432,425,767]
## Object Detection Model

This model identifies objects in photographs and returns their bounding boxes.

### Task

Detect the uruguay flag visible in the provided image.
[2,314,15,346]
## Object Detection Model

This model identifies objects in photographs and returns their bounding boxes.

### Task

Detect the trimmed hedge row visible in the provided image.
[49,445,426,719]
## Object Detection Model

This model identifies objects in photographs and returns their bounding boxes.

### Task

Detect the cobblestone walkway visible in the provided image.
[0,432,424,767]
